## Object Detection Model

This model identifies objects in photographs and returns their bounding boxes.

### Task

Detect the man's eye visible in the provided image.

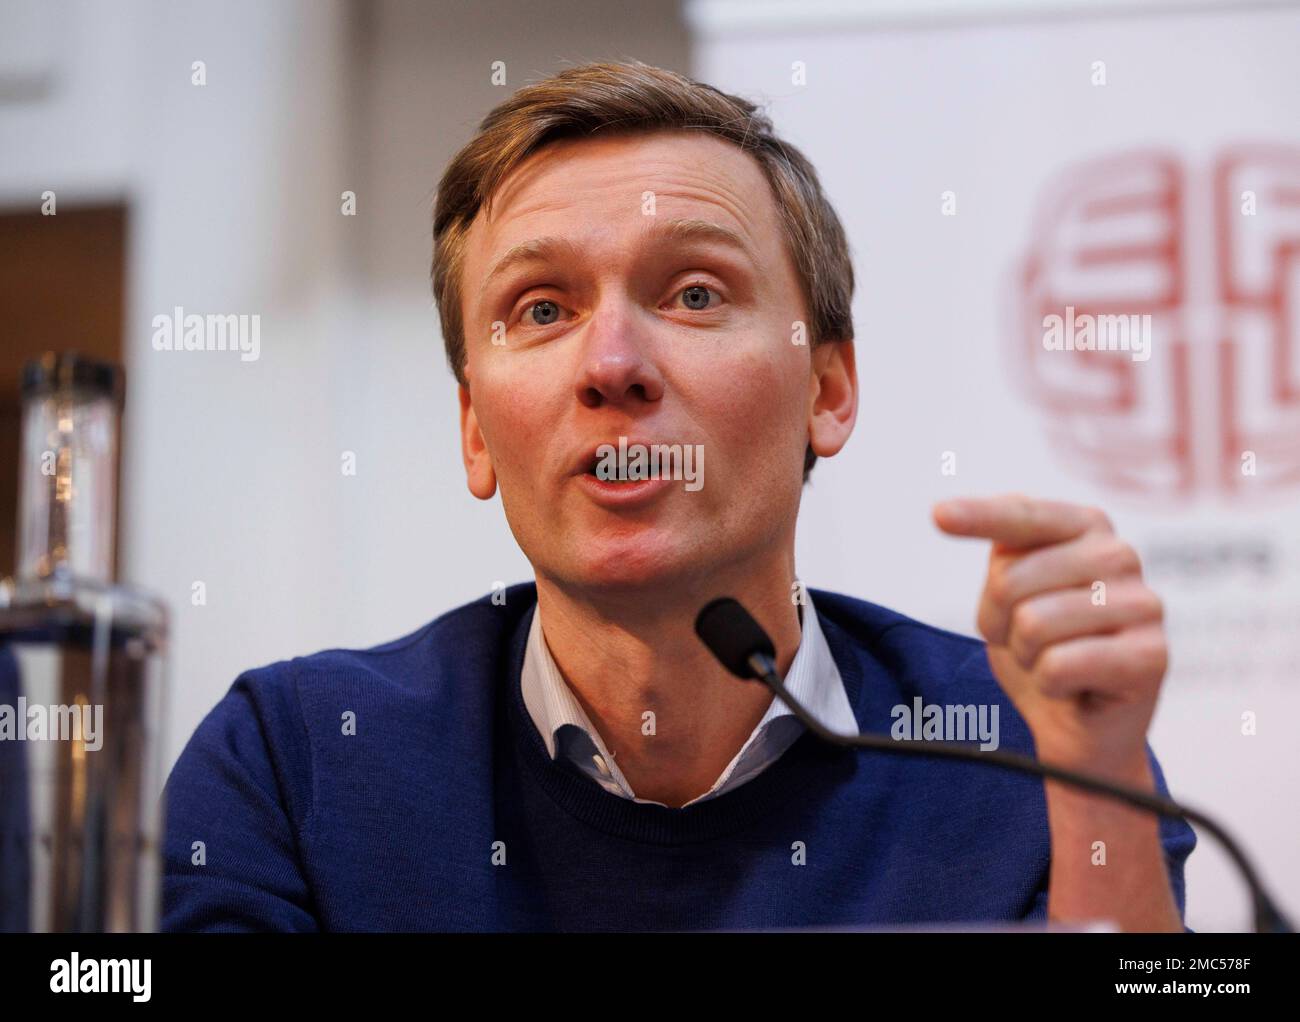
[515,286,718,327]
[521,299,563,327]
[676,284,718,311]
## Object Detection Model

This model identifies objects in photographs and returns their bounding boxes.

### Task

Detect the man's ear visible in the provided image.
[458,384,498,500]
[807,338,858,459]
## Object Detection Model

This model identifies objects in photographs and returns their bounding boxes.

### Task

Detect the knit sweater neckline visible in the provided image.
[503,600,864,845]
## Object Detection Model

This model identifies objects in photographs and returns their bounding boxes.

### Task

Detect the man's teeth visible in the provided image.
[587,465,638,481]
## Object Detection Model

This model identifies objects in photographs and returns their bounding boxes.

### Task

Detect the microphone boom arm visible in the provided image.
[741,649,1293,934]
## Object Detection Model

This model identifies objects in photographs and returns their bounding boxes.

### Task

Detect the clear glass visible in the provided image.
[17,387,118,583]
[0,578,168,932]
[0,360,169,932]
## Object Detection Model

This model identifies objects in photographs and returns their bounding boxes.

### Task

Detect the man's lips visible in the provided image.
[568,438,679,508]
[573,471,672,507]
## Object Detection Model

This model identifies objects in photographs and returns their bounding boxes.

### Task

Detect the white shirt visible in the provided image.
[520,592,858,807]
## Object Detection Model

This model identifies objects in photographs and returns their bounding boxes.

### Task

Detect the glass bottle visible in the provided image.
[0,352,168,932]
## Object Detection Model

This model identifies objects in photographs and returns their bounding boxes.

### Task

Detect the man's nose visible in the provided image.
[573,297,665,409]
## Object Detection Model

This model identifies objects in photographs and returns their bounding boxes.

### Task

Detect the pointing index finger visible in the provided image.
[933,494,1107,549]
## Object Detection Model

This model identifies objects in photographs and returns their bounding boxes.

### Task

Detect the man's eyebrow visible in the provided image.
[477,218,757,301]
[650,217,756,259]
[479,236,583,301]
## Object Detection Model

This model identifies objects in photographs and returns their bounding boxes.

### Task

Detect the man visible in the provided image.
[162,60,1194,932]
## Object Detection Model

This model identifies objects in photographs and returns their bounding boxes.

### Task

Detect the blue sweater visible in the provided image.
[160,584,1196,931]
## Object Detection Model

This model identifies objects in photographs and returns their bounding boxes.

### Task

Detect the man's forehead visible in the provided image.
[469,130,775,254]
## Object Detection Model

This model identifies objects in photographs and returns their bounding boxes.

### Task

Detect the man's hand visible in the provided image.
[933,493,1165,780]
[933,493,1182,931]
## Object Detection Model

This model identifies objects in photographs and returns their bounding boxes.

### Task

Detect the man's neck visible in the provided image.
[532,561,804,808]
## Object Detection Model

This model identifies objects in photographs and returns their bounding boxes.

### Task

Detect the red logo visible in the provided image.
[1014,145,1300,501]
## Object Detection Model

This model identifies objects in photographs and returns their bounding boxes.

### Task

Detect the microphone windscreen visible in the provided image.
[694,597,776,680]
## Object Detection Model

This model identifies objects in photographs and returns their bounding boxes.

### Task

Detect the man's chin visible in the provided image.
[556,534,712,595]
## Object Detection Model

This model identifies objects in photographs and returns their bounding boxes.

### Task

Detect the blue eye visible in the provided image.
[514,285,718,329]
[525,299,562,326]
[679,285,715,311]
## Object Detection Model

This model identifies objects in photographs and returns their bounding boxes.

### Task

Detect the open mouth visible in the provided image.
[584,459,647,483]
[572,442,679,504]
[573,439,689,495]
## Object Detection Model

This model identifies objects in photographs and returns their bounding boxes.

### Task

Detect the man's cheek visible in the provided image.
[711,366,797,444]
[479,387,542,453]
[485,374,538,420]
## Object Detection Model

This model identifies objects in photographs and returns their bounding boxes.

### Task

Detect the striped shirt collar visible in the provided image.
[520,591,858,807]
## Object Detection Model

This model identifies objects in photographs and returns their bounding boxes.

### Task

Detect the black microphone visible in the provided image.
[695,596,1293,934]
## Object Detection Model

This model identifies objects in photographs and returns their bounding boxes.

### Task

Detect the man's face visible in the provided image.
[458,128,852,594]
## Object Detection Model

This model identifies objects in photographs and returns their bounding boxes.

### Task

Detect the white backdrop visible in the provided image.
[687,0,1300,931]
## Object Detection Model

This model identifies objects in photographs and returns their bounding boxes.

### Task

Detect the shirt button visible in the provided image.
[592,754,612,776]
